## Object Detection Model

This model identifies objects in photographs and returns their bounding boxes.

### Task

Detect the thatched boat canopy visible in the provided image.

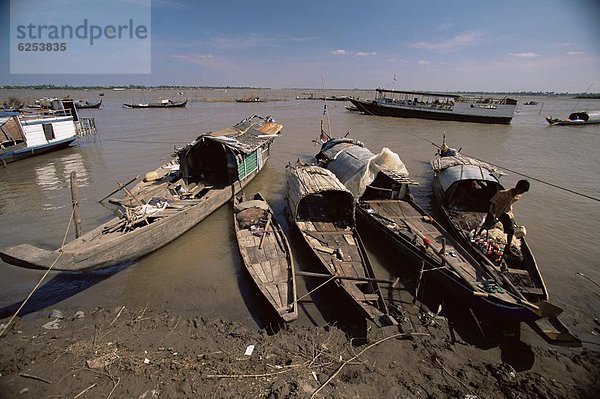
[287,163,355,224]
[177,115,282,186]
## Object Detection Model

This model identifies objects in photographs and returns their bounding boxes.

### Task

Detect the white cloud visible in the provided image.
[509,52,540,58]
[170,54,215,66]
[417,60,431,65]
[211,33,315,49]
[567,51,585,56]
[332,49,376,57]
[408,32,483,52]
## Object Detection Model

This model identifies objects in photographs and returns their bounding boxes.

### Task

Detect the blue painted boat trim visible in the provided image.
[0,136,77,163]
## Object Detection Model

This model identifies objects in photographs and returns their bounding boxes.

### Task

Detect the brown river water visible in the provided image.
[1,89,599,344]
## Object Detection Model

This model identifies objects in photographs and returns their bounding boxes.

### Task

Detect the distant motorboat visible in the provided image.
[350,88,518,124]
[545,111,600,125]
[523,101,539,105]
[123,99,187,108]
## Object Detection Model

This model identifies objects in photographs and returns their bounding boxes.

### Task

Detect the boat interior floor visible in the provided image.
[296,220,381,303]
[236,224,292,312]
[362,199,516,301]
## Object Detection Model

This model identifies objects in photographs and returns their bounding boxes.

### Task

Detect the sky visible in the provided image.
[1,0,599,92]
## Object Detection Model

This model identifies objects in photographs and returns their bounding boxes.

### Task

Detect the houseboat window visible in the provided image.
[43,124,55,141]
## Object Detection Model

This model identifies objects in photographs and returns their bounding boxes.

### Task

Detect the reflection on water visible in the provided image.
[1,152,92,214]
[0,91,599,344]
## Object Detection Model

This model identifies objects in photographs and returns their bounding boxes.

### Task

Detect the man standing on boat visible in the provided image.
[481,180,530,261]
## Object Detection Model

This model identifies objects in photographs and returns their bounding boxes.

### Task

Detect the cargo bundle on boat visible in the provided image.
[0,99,97,165]
[316,138,551,324]
[0,115,282,271]
[349,89,517,124]
[233,193,298,322]
[286,162,397,327]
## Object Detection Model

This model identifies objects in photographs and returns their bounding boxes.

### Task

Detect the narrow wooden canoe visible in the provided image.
[233,193,298,322]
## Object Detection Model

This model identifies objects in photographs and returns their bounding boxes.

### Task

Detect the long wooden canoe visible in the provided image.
[286,162,397,327]
[233,193,298,322]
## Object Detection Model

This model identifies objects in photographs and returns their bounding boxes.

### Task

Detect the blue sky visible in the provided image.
[1,0,599,91]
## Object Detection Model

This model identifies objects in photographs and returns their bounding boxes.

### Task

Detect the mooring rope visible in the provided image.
[0,207,76,338]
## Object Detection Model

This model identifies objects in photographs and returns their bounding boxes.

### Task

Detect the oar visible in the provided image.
[98,175,139,202]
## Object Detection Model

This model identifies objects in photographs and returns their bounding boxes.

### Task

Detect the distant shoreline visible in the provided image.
[1,85,598,97]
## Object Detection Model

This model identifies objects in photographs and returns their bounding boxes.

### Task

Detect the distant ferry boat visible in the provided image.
[349,89,518,124]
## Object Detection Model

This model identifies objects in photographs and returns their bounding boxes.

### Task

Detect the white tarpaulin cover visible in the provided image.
[319,139,409,197]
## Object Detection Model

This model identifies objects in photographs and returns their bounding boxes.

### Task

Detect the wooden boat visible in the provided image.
[74,99,102,109]
[234,97,263,103]
[0,115,283,271]
[123,99,187,108]
[0,100,96,164]
[233,193,298,322]
[545,111,600,125]
[286,162,397,327]
[316,138,548,323]
[431,147,548,302]
[349,89,517,124]
[430,143,580,344]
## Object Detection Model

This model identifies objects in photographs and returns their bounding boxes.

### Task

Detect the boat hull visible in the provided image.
[233,194,298,322]
[349,99,514,124]
[0,137,76,164]
[123,100,187,109]
[0,168,260,271]
[355,205,540,323]
[430,175,547,303]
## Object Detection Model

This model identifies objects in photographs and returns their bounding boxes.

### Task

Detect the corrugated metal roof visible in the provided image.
[438,164,500,193]
[194,115,282,154]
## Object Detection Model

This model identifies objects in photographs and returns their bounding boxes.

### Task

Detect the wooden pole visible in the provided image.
[98,175,139,202]
[70,172,82,238]
[258,214,272,250]
[413,261,425,305]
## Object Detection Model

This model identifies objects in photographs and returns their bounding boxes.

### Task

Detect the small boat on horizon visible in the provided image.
[233,192,298,322]
[123,99,187,108]
[234,96,263,103]
[349,88,518,124]
[74,99,102,109]
[545,110,600,125]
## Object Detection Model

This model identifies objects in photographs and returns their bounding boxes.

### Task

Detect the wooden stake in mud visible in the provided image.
[70,172,82,238]
[413,261,425,305]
